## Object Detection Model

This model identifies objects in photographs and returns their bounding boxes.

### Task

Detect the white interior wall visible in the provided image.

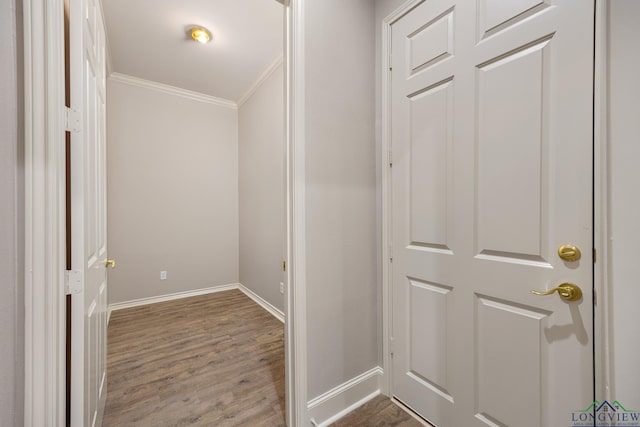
[238,63,285,312]
[608,0,640,407]
[304,0,379,400]
[0,0,24,424]
[106,79,239,304]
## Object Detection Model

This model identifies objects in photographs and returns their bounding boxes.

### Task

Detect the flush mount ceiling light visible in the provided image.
[191,26,212,44]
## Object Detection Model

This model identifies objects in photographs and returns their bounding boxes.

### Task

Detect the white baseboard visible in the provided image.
[237,283,285,323]
[107,283,285,324]
[108,283,241,313]
[308,366,384,427]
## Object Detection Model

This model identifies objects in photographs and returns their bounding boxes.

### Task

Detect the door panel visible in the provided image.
[475,295,548,427]
[390,0,594,426]
[408,8,454,73]
[408,279,453,401]
[408,79,452,249]
[476,39,550,260]
[478,0,551,38]
[70,0,108,425]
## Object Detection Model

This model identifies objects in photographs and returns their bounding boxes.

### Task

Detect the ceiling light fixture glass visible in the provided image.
[191,26,212,44]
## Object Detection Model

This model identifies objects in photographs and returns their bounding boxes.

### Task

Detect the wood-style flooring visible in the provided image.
[329,395,427,427]
[103,289,427,426]
[103,289,285,426]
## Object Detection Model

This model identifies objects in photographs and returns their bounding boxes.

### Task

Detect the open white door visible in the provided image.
[390,0,594,426]
[69,0,109,425]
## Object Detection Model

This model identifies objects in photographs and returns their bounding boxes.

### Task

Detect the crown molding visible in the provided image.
[237,55,284,108]
[108,73,237,109]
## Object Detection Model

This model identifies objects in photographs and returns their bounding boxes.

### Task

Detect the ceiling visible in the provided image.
[102,0,283,102]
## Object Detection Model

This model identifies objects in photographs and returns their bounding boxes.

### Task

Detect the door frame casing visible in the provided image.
[593,0,612,404]
[380,0,610,403]
[380,0,424,396]
[284,0,309,425]
[23,1,307,426]
[23,0,67,425]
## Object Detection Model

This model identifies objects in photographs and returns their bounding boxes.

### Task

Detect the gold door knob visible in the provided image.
[558,244,581,262]
[106,258,116,269]
[531,283,582,301]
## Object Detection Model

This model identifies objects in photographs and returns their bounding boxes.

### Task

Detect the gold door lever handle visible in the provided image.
[531,283,582,301]
[106,259,116,269]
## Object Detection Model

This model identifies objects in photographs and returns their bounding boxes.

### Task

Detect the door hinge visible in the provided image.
[65,107,81,133]
[593,248,597,264]
[388,243,393,263]
[283,261,286,272]
[593,289,597,306]
[388,150,393,167]
[389,336,395,356]
[65,270,83,295]
[389,54,393,71]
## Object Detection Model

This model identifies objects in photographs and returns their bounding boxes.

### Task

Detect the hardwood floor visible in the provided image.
[329,395,427,427]
[103,289,427,426]
[103,289,285,426]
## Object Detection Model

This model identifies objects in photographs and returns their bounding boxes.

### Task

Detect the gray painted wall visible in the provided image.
[238,63,285,312]
[304,0,378,399]
[0,0,24,425]
[107,79,239,304]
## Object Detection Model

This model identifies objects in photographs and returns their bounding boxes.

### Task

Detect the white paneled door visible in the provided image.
[390,0,594,426]
[70,0,108,425]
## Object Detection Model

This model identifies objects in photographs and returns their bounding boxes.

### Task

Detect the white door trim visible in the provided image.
[23,0,67,425]
[380,0,425,398]
[285,0,309,425]
[593,0,612,403]
[24,0,308,426]
[380,0,610,405]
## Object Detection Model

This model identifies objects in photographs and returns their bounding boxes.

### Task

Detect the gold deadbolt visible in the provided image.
[106,258,116,269]
[531,283,582,302]
[558,244,581,262]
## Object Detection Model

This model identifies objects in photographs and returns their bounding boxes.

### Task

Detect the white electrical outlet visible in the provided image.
[279,282,284,294]
[160,271,167,280]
